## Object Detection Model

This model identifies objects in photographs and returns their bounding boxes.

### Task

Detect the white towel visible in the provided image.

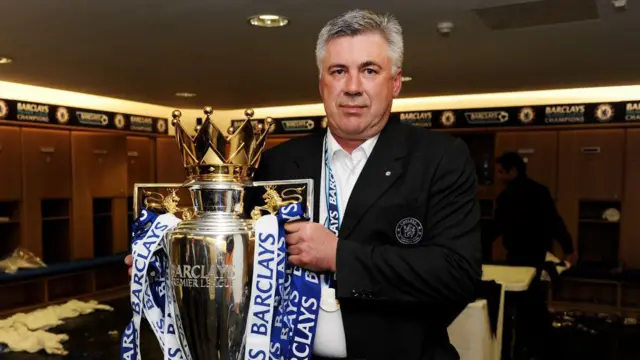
[541,252,571,282]
[0,299,113,355]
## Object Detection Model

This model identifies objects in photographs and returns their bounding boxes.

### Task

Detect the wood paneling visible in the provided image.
[557,129,625,265]
[112,197,129,254]
[70,132,127,260]
[558,130,625,201]
[495,131,559,196]
[621,129,640,269]
[2,116,640,317]
[21,128,72,199]
[126,136,155,195]
[156,137,186,183]
[266,136,292,150]
[82,133,127,198]
[20,128,72,259]
[0,127,22,201]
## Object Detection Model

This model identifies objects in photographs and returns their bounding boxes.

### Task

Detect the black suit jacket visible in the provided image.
[252,121,483,360]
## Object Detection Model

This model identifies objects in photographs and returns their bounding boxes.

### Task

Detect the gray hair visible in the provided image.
[315,9,404,76]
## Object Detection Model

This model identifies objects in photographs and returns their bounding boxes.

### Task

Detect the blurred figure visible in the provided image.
[489,151,574,265]
[485,151,575,359]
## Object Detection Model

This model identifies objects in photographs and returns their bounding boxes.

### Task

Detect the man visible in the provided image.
[485,151,575,359]
[251,9,482,360]
[127,9,482,360]
[489,151,575,267]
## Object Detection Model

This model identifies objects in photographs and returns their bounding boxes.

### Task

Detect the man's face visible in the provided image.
[496,164,517,184]
[318,31,402,141]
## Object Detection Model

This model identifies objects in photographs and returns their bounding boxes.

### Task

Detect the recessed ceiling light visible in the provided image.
[0,57,13,64]
[248,14,289,28]
[402,76,412,82]
[175,92,196,98]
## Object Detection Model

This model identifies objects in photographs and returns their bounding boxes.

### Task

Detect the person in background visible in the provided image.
[485,151,575,359]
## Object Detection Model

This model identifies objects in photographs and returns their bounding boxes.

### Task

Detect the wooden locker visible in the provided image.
[557,129,625,266]
[621,129,640,269]
[0,126,22,201]
[494,131,559,196]
[70,132,127,260]
[558,129,625,201]
[156,136,186,184]
[0,126,21,261]
[21,128,72,199]
[126,136,155,195]
[21,128,72,261]
[72,132,127,198]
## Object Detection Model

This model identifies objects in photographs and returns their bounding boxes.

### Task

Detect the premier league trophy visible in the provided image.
[122,106,319,360]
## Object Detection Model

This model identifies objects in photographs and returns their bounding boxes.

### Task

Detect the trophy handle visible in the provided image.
[250,179,314,221]
[133,183,191,219]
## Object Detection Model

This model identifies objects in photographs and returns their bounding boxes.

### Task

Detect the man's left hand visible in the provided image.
[285,221,338,272]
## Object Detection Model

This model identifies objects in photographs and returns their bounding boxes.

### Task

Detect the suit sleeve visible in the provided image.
[335,138,483,309]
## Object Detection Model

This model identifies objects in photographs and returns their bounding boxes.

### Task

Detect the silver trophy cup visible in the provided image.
[133,107,312,359]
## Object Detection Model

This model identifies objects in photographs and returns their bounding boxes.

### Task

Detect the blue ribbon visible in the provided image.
[267,203,321,360]
[323,136,340,289]
[122,201,321,360]
[120,208,187,360]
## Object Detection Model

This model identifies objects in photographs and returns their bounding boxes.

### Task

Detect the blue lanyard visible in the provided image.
[324,135,340,288]
[324,135,341,235]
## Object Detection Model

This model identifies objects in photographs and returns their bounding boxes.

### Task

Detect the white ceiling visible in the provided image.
[0,0,637,110]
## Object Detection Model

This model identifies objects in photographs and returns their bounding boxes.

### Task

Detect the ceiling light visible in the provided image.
[175,92,196,98]
[402,76,412,82]
[248,14,289,28]
[0,57,13,64]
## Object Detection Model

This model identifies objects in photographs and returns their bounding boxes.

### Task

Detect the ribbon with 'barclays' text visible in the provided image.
[245,203,321,360]
[121,201,321,360]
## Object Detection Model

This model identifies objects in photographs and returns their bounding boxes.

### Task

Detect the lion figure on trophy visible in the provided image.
[143,188,194,220]
[251,185,305,220]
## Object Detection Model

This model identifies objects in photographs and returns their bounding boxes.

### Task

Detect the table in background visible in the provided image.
[482,264,537,291]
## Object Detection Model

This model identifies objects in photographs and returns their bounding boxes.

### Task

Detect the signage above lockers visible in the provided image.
[231,100,640,135]
[0,98,169,135]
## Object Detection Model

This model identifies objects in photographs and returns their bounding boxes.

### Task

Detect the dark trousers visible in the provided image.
[507,253,551,359]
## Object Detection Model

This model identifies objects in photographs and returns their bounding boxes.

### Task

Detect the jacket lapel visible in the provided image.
[338,121,410,240]
[289,132,325,223]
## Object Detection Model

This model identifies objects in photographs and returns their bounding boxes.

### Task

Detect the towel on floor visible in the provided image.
[0,299,113,355]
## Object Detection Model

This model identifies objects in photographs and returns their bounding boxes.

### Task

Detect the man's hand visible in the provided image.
[125,254,133,276]
[563,253,577,267]
[285,222,338,272]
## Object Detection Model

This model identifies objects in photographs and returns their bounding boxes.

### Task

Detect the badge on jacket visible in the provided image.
[395,217,423,245]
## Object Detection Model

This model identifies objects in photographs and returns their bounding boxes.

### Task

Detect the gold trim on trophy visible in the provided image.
[171,106,274,184]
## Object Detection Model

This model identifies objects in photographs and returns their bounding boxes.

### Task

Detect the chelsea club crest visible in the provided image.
[395,217,423,245]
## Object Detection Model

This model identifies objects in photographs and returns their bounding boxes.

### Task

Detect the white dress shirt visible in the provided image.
[313,129,379,358]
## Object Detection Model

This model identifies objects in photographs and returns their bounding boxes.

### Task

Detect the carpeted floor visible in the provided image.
[1,297,639,359]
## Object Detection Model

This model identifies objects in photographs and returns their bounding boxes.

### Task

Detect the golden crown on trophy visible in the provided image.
[171,106,274,183]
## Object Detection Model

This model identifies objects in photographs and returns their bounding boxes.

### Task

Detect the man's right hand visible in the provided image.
[125,254,133,276]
